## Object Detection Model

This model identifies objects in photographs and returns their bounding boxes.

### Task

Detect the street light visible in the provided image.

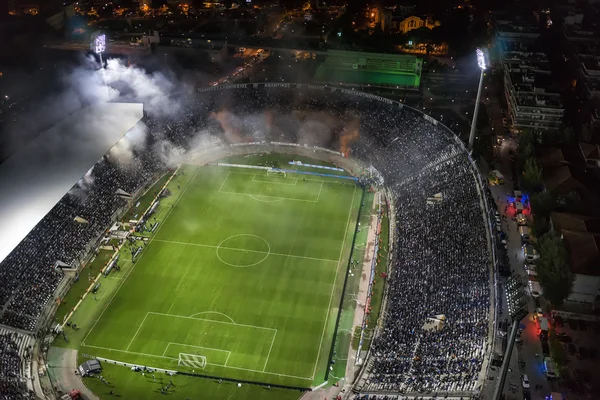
[468,48,488,151]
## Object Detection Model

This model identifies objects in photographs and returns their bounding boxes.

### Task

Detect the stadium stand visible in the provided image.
[0,84,491,397]
[0,327,34,399]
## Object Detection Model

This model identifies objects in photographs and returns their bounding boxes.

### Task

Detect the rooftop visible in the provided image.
[0,103,144,264]
[551,212,600,234]
[538,147,566,168]
[561,230,600,276]
[494,12,540,38]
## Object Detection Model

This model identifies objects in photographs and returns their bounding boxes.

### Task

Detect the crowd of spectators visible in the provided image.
[0,135,166,331]
[0,85,490,397]
[362,157,490,394]
[173,86,491,395]
[0,328,34,400]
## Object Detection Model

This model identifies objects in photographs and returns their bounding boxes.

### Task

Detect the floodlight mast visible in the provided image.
[94,34,106,67]
[468,48,487,151]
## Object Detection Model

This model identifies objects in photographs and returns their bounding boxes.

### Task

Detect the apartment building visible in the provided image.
[495,17,565,133]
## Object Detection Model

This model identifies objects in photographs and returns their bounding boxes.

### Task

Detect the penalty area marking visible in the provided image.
[251,174,298,186]
[249,194,284,203]
[80,343,312,381]
[216,234,271,268]
[189,311,236,324]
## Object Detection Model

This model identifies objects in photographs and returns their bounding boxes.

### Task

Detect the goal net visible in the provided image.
[178,353,207,369]
[266,168,286,177]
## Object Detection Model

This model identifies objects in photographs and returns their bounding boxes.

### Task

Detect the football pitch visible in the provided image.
[80,164,361,387]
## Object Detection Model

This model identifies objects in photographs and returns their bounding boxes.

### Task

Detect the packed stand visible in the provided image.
[0,328,34,400]
[359,157,489,394]
[0,133,167,331]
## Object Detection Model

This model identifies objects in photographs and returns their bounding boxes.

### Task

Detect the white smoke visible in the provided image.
[109,122,148,165]
[65,57,182,117]
[77,167,95,190]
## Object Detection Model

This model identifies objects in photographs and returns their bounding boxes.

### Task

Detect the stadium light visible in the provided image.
[468,48,488,151]
[91,32,106,67]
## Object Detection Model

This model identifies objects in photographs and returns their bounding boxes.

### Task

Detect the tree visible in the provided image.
[549,331,569,374]
[531,191,556,218]
[522,157,543,193]
[517,129,536,162]
[536,232,574,306]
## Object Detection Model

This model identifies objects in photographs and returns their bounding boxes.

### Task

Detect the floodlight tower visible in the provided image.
[91,32,106,67]
[468,48,488,151]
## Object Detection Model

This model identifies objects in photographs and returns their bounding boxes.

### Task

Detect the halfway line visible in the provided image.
[152,239,338,263]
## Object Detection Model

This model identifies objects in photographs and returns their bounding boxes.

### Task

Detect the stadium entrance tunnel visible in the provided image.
[216,234,271,267]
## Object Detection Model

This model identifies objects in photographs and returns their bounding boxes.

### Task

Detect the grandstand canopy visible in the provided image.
[0,103,144,264]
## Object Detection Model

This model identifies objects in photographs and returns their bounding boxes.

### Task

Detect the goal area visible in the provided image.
[266,168,286,177]
[178,353,207,369]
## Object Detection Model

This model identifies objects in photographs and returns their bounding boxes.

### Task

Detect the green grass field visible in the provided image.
[77,163,361,388]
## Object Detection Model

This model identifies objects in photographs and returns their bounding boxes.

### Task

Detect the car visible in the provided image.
[557,333,572,343]
[535,307,543,318]
[521,374,530,389]
[542,341,550,356]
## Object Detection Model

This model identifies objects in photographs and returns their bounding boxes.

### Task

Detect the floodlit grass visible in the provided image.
[82,362,303,400]
[77,164,360,389]
[54,250,113,324]
[121,172,172,223]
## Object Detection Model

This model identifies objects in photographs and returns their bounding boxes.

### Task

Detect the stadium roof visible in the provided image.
[0,102,144,264]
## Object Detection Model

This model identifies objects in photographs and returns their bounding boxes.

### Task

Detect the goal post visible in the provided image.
[178,353,207,369]
[266,168,286,177]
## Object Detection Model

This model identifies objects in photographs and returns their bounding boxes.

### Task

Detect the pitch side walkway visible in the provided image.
[47,347,99,400]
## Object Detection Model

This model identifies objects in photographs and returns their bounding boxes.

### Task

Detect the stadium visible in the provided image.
[0,83,495,400]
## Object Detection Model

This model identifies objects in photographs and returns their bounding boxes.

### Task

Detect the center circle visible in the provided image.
[216,234,271,268]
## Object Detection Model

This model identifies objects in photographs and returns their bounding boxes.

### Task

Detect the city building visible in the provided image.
[371,5,439,34]
[495,15,564,133]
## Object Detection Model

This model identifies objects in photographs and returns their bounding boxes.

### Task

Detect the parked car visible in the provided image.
[535,307,543,318]
[521,374,530,389]
[557,333,572,343]
[542,341,550,356]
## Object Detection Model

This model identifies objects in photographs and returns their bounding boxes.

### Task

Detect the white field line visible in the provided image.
[125,312,149,351]
[225,170,352,184]
[148,311,277,332]
[263,330,278,372]
[81,344,312,381]
[82,167,201,347]
[217,171,231,192]
[81,343,178,361]
[225,351,231,366]
[219,190,319,203]
[204,362,313,381]
[315,181,324,203]
[152,239,339,263]
[251,174,298,186]
[311,185,357,379]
